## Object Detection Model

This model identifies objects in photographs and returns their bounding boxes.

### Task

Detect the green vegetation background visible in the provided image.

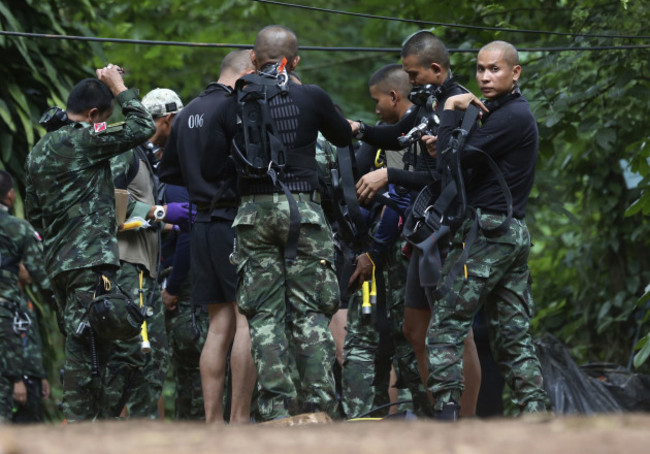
[1,0,650,420]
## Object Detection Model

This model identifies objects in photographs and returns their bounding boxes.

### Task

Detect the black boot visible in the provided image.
[433,402,460,422]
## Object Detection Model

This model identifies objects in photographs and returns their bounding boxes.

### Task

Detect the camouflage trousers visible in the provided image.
[165,291,207,420]
[342,243,429,418]
[50,267,130,421]
[385,243,432,417]
[108,261,169,419]
[0,374,12,422]
[426,213,548,412]
[341,285,391,418]
[0,306,21,422]
[233,195,339,421]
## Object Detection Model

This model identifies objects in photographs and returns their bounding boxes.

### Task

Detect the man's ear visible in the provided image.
[430,62,443,75]
[289,56,300,71]
[250,50,257,68]
[512,64,522,83]
[390,90,399,105]
[87,107,100,123]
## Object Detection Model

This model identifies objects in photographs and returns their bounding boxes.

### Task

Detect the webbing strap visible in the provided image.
[268,167,301,265]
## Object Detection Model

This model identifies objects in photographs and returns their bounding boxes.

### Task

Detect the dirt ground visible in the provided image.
[1,413,649,454]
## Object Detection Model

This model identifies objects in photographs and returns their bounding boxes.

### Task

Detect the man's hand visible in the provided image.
[161,289,178,311]
[422,134,438,158]
[356,168,388,203]
[13,380,27,405]
[41,378,51,399]
[96,64,127,97]
[443,93,489,114]
[348,253,374,288]
[348,120,361,135]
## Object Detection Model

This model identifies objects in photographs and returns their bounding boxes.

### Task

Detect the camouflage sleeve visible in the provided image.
[78,89,156,163]
[24,176,43,232]
[20,221,50,291]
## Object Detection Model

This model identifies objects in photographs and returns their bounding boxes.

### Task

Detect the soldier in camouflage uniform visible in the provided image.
[0,170,50,422]
[108,88,188,419]
[203,26,352,420]
[427,41,548,420]
[13,291,50,423]
[24,66,156,421]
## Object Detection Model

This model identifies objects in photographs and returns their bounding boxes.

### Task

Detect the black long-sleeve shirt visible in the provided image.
[159,83,238,221]
[200,80,352,194]
[360,83,468,193]
[437,95,538,219]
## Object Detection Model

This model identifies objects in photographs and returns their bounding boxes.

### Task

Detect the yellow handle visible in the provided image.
[139,271,150,352]
[122,220,144,231]
[374,148,384,168]
[362,280,371,314]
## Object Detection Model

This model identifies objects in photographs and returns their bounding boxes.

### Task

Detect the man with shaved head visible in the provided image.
[202,25,352,421]
[159,49,257,424]
[426,40,549,420]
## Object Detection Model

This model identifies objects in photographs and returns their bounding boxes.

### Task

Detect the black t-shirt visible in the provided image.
[159,83,238,221]
[201,79,352,194]
[437,95,538,219]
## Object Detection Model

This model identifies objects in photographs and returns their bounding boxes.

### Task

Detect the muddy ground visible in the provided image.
[1,413,649,454]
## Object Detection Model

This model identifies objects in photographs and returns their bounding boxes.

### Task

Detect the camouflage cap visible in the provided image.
[142,88,183,118]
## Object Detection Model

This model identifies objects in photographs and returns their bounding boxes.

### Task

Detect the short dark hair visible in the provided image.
[0,169,13,201]
[401,31,450,70]
[369,64,412,99]
[66,78,114,115]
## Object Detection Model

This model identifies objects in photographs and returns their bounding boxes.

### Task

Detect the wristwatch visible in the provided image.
[153,205,165,222]
[355,121,366,140]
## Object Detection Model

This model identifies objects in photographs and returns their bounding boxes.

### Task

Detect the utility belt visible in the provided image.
[241,178,316,195]
[240,190,321,205]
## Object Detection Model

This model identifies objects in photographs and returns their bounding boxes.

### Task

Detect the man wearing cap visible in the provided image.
[107,88,188,418]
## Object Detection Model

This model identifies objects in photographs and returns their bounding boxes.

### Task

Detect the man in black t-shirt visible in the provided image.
[158,50,257,424]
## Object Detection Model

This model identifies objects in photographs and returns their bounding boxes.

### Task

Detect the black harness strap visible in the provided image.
[335,143,367,246]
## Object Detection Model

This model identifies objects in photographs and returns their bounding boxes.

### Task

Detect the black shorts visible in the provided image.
[190,220,237,305]
[404,251,430,310]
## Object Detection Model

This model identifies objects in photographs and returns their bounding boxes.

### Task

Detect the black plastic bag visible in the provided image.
[534,334,621,414]
[581,363,650,412]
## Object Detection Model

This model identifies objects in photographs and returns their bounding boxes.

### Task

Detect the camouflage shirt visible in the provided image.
[0,204,48,305]
[25,89,156,279]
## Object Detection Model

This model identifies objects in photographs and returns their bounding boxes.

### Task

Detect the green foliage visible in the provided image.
[2,0,650,422]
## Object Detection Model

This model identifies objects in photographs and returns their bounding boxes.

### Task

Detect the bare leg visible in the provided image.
[459,328,481,417]
[329,308,348,368]
[228,302,256,424]
[200,303,235,424]
[403,307,434,404]
[404,308,481,417]
[388,366,399,415]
